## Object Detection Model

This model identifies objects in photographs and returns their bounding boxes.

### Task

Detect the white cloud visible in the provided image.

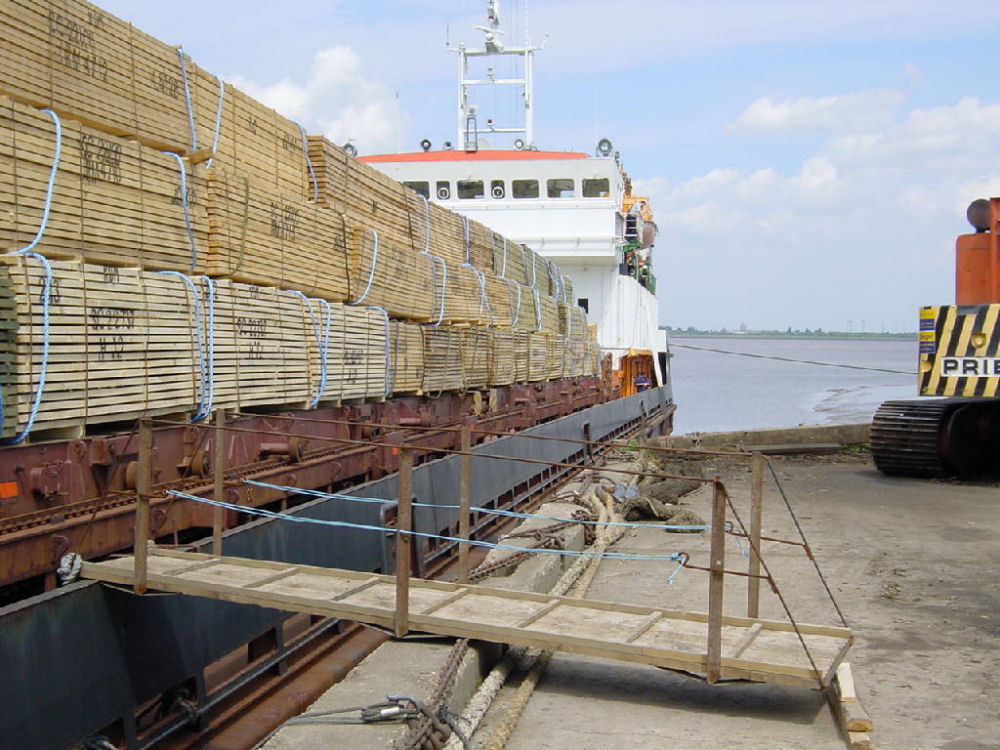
[642,94,1000,330]
[825,97,1000,172]
[733,89,907,133]
[228,45,407,153]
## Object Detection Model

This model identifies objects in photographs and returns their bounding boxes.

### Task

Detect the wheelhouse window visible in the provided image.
[512,179,539,199]
[491,179,506,199]
[404,181,430,198]
[457,179,484,199]
[436,181,451,200]
[547,178,575,198]
[582,178,610,198]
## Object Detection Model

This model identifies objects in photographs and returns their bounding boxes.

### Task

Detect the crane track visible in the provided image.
[871,400,951,477]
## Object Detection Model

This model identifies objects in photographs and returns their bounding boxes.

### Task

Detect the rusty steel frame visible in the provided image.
[123,396,667,750]
[0,378,631,595]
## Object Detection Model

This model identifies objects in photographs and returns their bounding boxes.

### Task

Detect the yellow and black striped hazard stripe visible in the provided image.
[919,303,1000,397]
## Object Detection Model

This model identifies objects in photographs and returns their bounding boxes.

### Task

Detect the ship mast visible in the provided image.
[453,0,541,151]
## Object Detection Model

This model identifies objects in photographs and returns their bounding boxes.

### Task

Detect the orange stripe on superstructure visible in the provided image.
[360,150,588,163]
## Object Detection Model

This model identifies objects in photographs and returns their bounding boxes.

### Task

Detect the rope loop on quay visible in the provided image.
[241,478,718,533]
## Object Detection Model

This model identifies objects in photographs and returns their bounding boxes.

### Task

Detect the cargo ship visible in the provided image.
[0,1,673,748]
[362,1,667,394]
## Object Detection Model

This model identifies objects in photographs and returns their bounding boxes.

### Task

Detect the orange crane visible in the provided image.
[872,197,1000,476]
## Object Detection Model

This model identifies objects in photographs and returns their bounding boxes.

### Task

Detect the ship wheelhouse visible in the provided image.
[361,148,661,370]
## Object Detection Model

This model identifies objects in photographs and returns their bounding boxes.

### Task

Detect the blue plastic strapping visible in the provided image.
[175,48,198,153]
[163,152,199,271]
[156,271,210,421]
[370,305,392,397]
[289,291,327,407]
[349,228,379,305]
[2,108,62,444]
[205,76,226,169]
[298,123,319,202]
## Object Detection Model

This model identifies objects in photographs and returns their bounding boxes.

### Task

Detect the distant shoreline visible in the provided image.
[667,332,916,341]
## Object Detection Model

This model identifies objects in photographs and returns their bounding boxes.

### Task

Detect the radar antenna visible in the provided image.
[452,0,542,151]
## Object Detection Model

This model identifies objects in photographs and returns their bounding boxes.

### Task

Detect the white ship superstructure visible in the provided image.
[362,0,666,383]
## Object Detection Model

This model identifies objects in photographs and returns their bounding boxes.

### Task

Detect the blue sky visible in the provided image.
[100,1,1000,332]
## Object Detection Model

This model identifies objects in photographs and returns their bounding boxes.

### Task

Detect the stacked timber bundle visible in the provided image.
[585,342,601,376]
[0,0,602,441]
[0,254,401,438]
[306,136,414,252]
[546,260,575,304]
[488,328,516,386]
[562,339,583,379]
[204,169,349,301]
[0,257,204,436]
[461,216,496,270]
[324,305,388,403]
[211,281,314,410]
[537,294,560,334]
[510,285,559,334]
[346,225,434,320]
[388,321,424,394]
[527,332,549,382]
[422,327,464,393]
[441,262,494,326]
[0,96,209,270]
[558,302,588,339]
[512,286,540,332]
[195,78,309,198]
[512,331,530,383]
[416,197,465,265]
[461,327,491,389]
[494,242,528,287]
[545,333,566,380]
[0,0,194,153]
[483,275,515,328]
